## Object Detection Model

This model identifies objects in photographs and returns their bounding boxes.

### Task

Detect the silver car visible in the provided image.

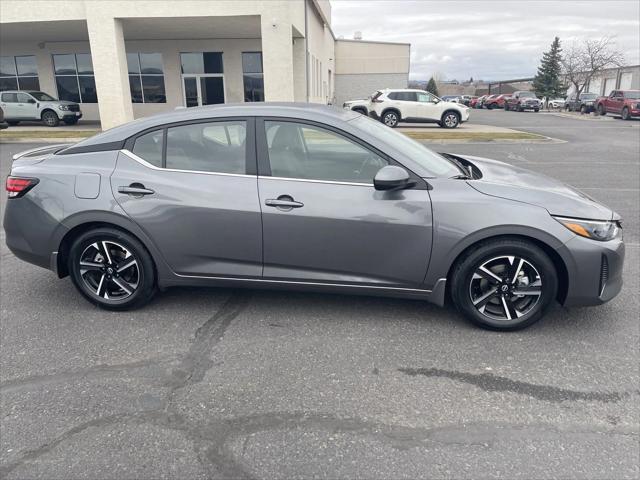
[0,90,82,127]
[3,104,624,330]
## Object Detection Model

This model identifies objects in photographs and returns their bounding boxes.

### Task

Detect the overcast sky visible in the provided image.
[331,0,640,81]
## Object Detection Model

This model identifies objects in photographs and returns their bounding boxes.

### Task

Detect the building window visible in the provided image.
[242,52,264,102]
[52,53,97,103]
[127,53,166,103]
[180,52,223,74]
[0,55,40,92]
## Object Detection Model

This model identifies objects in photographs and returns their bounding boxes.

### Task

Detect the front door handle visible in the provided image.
[118,184,155,197]
[265,195,304,210]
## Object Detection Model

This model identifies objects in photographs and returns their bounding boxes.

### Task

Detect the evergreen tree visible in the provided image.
[426,77,439,97]
[533,37,565,99]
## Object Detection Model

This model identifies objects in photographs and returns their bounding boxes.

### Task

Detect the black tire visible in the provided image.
[382,110,399,128]
[517,105,524,112]
[580,105,587,114]
[621,107,630,120]
[41,110,59,127]
[440,110,460,128]
[68,227,156,310]
[597,104,606,116]
[504,104,509,111]
[534,108,539,112]
[450,238,558,331]
[63,118,79,125]
[7,120,19,126]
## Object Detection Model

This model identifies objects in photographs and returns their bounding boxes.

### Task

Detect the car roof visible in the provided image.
[65,103,361,149]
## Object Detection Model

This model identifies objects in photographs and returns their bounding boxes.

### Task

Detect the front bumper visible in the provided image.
[558,234,625,307]
[628,108,640,117]
[60,112,83,120]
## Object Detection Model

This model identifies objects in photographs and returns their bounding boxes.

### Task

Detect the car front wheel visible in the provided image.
[42,110,60,127]
[440,111,460,128]
[450,239,558,330]
[382,111,399,128]
[68,228,156,310]
[597,104,606,116]
[621,107,630,120]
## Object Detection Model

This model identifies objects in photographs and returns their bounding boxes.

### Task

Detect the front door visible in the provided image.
[113,118,262,278]
[182,75,225,107]
[256,119,433,287]
[413,91,442,121]
[16,92,38,119]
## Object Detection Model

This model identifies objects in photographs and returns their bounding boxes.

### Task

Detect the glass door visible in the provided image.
[182,74,225,107]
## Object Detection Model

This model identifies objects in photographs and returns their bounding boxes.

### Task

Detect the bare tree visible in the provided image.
[561,36,625,100]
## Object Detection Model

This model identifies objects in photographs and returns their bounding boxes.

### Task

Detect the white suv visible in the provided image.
[367,89,470,128]
[0,90,82,127]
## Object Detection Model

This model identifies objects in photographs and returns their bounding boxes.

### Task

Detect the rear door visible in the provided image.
[0,92,19,118]
[113,118,263,278]
[256,118,433,287]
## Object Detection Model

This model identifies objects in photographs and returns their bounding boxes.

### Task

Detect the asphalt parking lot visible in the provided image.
[1,110,638,479]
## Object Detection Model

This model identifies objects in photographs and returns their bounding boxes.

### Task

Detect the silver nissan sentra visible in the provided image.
[3,103,624,330]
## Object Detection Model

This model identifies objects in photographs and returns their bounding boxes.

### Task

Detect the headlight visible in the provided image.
[58,104,70,111]
[553,216,621,241]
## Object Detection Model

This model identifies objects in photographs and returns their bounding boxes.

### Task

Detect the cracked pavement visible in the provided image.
[1,111,639,479]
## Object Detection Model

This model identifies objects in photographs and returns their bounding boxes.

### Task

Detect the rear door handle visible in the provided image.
[265,196,304,210]
[118,184,155,196]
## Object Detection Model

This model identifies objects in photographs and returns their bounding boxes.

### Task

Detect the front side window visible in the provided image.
[265,121,388,183]
[127,53,166,103]
[242,52,264,102]
[52,53,97,103]
[166,121,246,174]
[0,55,39,92]
[417,92,434,102]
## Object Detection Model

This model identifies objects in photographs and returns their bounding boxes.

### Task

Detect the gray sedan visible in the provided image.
[3,104,624,330]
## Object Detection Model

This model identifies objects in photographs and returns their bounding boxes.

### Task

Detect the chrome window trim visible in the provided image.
[173,272,438,293]
[258,175,373,187]
[120,149,255,178]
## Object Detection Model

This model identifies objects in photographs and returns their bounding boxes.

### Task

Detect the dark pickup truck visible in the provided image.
[594,90,640,120]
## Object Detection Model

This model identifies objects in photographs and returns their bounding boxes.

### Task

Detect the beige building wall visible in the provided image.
[335,40,410,75]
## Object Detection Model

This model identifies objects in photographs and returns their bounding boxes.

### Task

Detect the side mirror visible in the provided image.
[374,165,414,191]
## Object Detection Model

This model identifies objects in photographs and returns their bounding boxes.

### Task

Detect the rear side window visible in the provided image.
[132,130,163,167]
[1,93,17,103]
[166,121,246,174]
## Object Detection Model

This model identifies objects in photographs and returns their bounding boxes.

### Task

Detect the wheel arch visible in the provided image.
[381,107,401,120]
[444,233,569,305]
[54,212,166,281]
[40,108,59,119]
[441,108,461,121]
[351,106,368,115]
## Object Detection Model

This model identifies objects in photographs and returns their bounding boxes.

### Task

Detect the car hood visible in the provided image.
[41,100,78,106]
[452,154,617,220]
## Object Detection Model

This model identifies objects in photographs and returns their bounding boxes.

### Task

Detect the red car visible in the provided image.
[485,94,511,109]
[594,90,640,120]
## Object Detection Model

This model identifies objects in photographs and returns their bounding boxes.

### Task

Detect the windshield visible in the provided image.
[624,91,640,99]
[350,116,460,177]
[519,92,535,98]
[29,92,56,101]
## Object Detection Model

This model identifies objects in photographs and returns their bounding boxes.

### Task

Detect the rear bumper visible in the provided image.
[559,235,625,307]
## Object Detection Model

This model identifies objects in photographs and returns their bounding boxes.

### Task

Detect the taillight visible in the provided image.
[6,176,39,198]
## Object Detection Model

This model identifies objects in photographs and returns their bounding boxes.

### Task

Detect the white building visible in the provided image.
[0,0,410,129]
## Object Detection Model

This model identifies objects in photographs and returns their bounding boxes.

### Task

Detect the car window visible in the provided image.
[30,91,56,101]
[623,91,640,99]
[417,92,434,102]
[264,121,388,183]
[132,130,163,167]
[166,121,246,174]
[16,93,32,103]
[1,93,18,103]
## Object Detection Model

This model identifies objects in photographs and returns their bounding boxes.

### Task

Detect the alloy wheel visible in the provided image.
[443,113,459,127]
[79,241,140,301]
[383,113,398,127]
[469,255,542,321]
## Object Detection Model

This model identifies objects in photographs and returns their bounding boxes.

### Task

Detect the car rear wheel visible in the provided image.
[68,228,156,310]
[382,111,399,128]
[42,110,59,127]
[440,111,460,128]
[621,107,630,120]
[450,239,558,330]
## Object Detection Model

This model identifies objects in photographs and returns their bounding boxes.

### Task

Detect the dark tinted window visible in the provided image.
[132,130,163,167]
[0,56,17,76]
[55,76,80,103]
[17,77,40,91]
[75,54,94,74]
[127,53,140,74]
[15,56,38,76]
[166,121,246,174]
[264,121,387,183]
[180,52,223,74]
[242,53,263,73]
[242,52,264,102]
[141,76,166,103]
[139,53,163,74]
[129,76,143,103]
[53,54,76,75]
[127,53,166,103]
[0,78,18,91]
[389,92,416,101]
[78,76,97,103]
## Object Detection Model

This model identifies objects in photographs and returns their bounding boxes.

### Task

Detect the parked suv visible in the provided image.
[504,91,541,112]
[594,90,640,120]
[369,89,470,128]
[484,94,511,109]
[0,91,82,127]
[565,92,598,113]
